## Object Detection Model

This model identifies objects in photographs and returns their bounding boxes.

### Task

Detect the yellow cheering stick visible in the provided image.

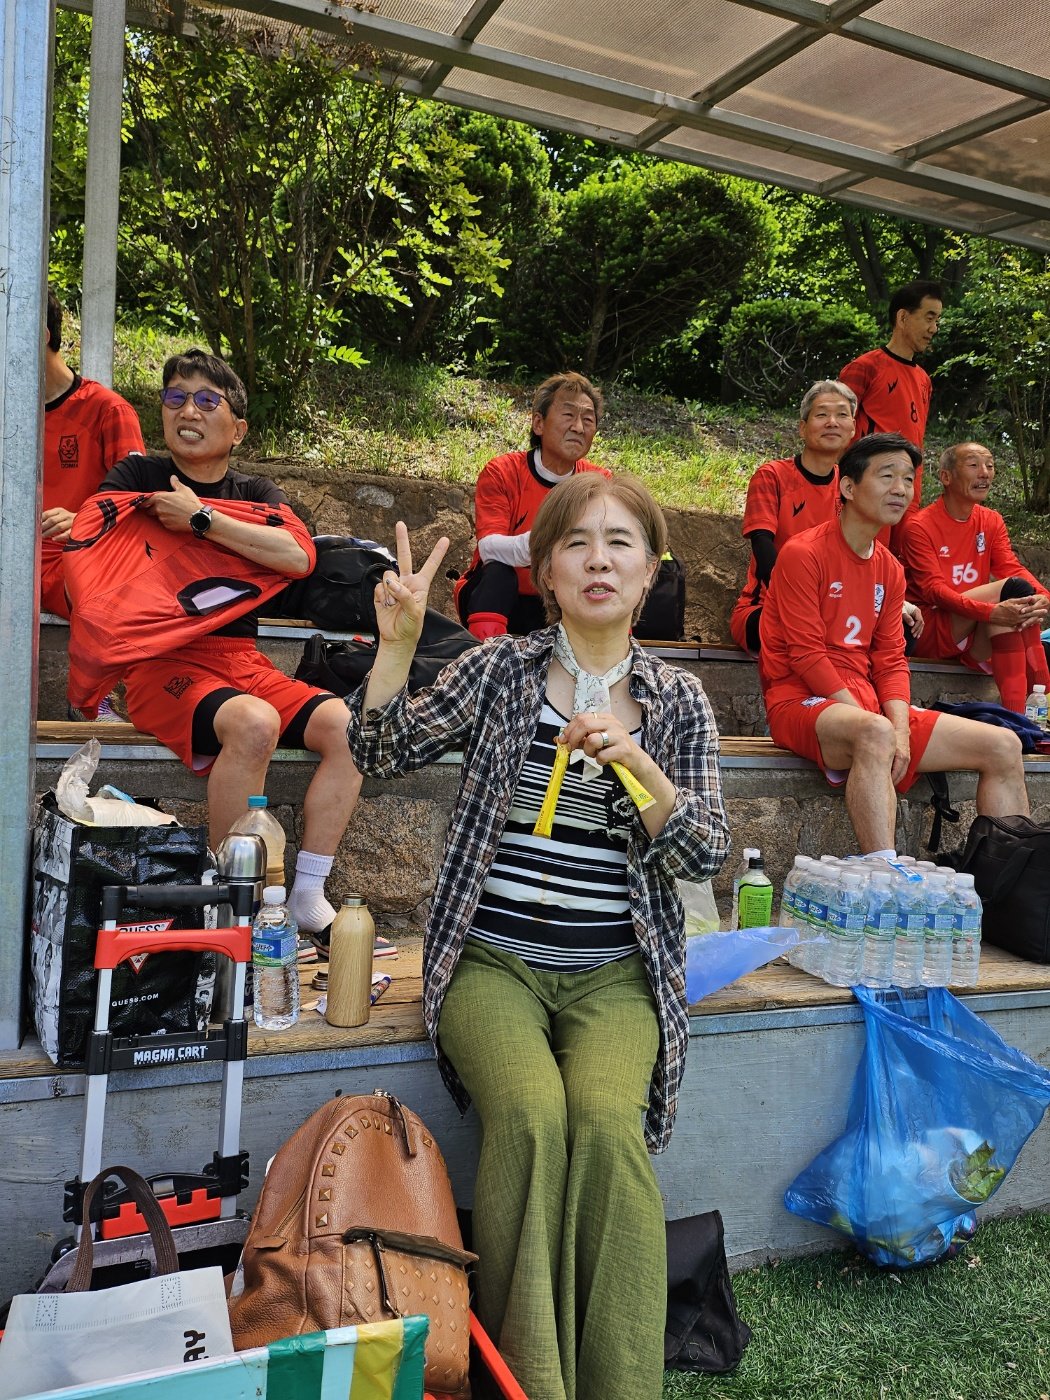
[533,743,655,839]
[533,742,569,838]
[610,760,657,813]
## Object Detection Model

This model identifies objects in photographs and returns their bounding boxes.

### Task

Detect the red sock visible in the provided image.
[1022,623,1050,690]
[989,631,1029,712]
[467,611,508,641]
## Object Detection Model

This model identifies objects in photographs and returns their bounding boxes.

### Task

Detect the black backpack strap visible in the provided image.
[925,773,960,854]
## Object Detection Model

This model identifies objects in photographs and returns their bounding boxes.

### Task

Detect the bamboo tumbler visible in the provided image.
[325,895,375,1027]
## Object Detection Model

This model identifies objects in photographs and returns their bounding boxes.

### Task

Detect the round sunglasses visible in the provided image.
[159,386,233,412]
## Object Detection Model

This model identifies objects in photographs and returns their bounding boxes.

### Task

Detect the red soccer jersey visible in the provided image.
[464,449,609,597]
[729,455,839,643]
[838,348,932,451]
[759,518,910,712]
[839,346,932,546]
[41,376,145,611]
[900,497,1048,623]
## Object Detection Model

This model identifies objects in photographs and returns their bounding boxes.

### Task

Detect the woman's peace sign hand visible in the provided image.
[374,521,450,649]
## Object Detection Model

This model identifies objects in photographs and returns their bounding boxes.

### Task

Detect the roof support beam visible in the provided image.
[898,98,1047,163]
[80,0,127,386]
[240,0,1050,221]
[418,0,508,98]
[0,0,53,1048]
[729,0,1050,103]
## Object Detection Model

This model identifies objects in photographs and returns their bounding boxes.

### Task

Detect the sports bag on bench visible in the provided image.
[229,1091,476,1400]
[951,815,1050,963]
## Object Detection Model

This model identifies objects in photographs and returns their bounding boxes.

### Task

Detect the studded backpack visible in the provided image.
[228,1091,476,1398]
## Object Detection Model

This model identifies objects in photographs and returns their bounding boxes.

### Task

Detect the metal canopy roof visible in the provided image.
[139,0,1049,251]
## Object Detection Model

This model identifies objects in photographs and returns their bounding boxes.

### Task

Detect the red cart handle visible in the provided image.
[95,926,251,970]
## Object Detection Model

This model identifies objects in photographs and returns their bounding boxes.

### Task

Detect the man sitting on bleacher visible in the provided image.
[729,379,856,654]
[759,432,1029,856]
[96,349,362,934]
[900,441,1050,712]
[454,371,609,639]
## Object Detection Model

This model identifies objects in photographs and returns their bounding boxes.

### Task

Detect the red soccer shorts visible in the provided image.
[909,606,980,664]
[123,636,332,774]
[766,693,940,794]
[40,550,71,619]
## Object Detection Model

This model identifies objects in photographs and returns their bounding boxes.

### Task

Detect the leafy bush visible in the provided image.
[498,164,774,379]
[721,298,877,408]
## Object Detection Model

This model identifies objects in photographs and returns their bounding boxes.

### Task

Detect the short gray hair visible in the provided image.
[799,379,857,421]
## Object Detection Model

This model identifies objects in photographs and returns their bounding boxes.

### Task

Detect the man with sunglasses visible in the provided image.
[98,349,362,935]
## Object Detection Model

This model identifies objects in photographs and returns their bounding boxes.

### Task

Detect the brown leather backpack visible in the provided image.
[229,1091,476,1398]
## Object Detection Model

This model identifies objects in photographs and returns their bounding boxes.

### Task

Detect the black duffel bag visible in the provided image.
[953,815,1050,963]
[274,536,395,633]
[664,1210,751,1374]
[297,609,479,697]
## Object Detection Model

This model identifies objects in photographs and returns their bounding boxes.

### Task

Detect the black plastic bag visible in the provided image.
[29,796,215,1064]
[952,814,1050,962]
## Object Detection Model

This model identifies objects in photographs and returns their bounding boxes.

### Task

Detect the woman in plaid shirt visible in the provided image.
[347,475,729,1400]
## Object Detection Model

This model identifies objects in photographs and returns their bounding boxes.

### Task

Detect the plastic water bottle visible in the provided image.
[230,795,287,889]
[921,873,955,987]
[730,848,760,930]
[252,885,300,1030]
[779,857,811,930]
[825,870,866,986]
[787,859,819,974]
[861,871,897,987]
[1025,683,1049,730]
[804,861,834,980]
[950,873,983,987]
[892,870,926,986]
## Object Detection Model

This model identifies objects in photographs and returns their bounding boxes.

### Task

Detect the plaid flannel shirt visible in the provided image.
[346,627,730,1151]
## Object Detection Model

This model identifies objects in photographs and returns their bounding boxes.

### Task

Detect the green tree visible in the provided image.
[347,106,550,361]
[120,15,414,418]
[49,11,93,303]
[938,246,1050,512]
[500,163,775,379]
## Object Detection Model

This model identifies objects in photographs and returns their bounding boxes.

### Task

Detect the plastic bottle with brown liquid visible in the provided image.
[325,895,375,1027]
[228,796,286,889]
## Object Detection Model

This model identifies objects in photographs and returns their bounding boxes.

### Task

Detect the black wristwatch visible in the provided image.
[189,505,214,539]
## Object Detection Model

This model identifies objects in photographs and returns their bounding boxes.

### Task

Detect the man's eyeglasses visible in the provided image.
[160,386,231,412]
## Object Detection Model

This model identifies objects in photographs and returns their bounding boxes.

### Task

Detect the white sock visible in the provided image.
[288,851,336,933]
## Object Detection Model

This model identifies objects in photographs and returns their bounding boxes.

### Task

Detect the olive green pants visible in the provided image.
[437,939,667,1400]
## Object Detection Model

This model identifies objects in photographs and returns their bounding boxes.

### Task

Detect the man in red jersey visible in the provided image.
[90,349,362,933]
[41,290,145,619]
[760,433,1028,855]
[901,441,1049,711]
[840,279,942,552]
[730,378,922,654]
[455,371,609,640]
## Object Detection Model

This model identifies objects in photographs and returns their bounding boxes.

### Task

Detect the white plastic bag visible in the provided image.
[56,739,175,827]
[677,878,720,935]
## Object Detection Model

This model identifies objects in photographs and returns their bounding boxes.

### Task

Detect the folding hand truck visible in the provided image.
[38,879,254,1289]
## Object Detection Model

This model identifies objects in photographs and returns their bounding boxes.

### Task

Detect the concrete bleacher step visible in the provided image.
[35,713,1050,919]
[39,615,1001,735]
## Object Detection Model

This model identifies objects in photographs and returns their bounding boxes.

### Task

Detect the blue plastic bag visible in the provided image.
[784,986,1050,1267]
[685,926,800,1003]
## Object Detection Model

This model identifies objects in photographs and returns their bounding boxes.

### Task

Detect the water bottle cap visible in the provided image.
[1036,685,1046,694]
[842,872,862,887]
[342,894,366,907]
[747,856,764,869]
[955,873,976,888]
[248,795,268,809]
[743,847,760,861]
[263,885,286,903]
[870,871,891,886]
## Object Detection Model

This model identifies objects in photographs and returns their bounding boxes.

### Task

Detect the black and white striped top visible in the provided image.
[467,701,639,972]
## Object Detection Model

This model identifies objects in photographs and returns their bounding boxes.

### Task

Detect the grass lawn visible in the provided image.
[664,1212,1050,1400]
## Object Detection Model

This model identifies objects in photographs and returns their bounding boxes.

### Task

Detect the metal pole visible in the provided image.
[80,0,125,386]
[0,0,54,1047]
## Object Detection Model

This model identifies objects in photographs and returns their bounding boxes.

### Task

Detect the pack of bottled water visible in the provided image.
[779,853,982,990]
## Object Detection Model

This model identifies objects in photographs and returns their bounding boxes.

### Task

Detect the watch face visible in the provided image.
[190,507,213,537]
